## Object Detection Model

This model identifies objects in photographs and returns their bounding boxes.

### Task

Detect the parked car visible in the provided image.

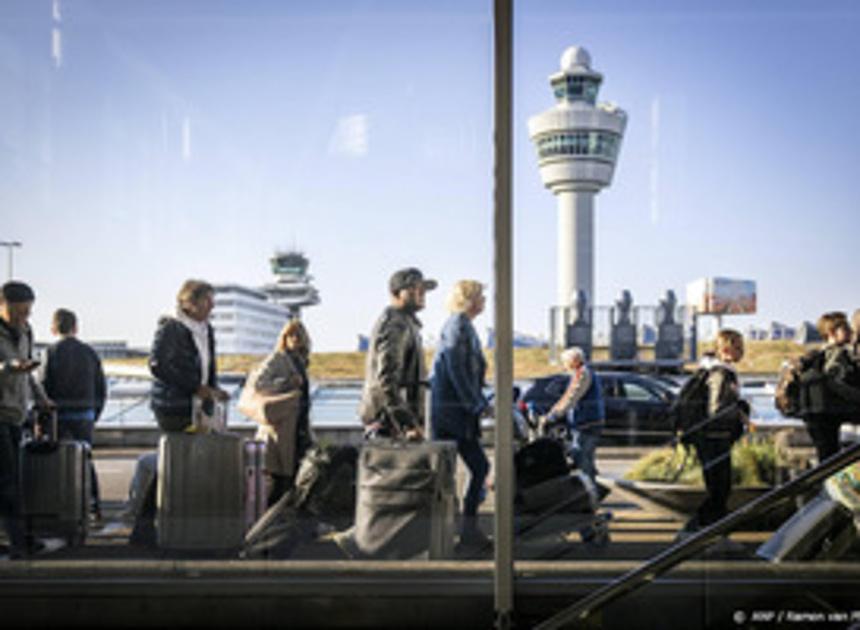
[519,371,678,445]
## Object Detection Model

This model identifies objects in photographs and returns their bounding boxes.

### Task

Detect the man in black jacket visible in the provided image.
[40,308,106,519]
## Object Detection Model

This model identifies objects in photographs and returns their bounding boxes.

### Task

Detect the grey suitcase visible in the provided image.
[156,432,245,550]
[757,493,858,562]
[343,440,457,560]
[21,439,91,546]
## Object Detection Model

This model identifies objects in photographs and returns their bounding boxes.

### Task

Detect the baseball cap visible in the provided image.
[389,268,438,295]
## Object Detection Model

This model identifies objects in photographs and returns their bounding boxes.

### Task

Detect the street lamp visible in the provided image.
[0,241,22,280]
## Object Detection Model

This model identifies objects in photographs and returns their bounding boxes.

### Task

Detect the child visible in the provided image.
[682,328,748,533]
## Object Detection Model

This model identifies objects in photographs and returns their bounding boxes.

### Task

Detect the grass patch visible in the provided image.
[106,340,822,380]
[625,436,786,487]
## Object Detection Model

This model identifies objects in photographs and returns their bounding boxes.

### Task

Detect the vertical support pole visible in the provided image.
[493,0,514,628]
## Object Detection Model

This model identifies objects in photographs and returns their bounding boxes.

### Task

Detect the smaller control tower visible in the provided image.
[528,46,627,309]
[261,251,321,319]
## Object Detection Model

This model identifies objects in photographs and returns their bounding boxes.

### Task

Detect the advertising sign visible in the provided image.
[686,277,757,315]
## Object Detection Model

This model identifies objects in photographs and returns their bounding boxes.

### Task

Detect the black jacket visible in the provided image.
[42,337,107,419]
[148,317,217,418]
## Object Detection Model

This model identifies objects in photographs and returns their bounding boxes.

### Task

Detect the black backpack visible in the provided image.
[669,368,711,444]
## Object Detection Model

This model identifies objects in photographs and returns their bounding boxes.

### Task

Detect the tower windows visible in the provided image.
[536,131,619,160]
[551,75,601,104]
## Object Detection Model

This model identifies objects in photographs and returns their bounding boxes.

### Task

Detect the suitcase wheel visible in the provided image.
[579,520,610,548]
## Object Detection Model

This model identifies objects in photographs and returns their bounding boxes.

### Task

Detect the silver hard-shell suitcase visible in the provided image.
[156,432,245,550]
[21,439,91,546]
[345,440,457,560]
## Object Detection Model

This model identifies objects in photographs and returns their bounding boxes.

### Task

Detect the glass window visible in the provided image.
[622,381,658,402]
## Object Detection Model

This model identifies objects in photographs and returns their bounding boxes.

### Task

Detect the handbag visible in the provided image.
[237,383,301,426]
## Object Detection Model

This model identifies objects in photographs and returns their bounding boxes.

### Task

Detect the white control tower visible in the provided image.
[528,46,627,308]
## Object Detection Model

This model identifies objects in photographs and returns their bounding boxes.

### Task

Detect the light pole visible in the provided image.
[0,241,22,280]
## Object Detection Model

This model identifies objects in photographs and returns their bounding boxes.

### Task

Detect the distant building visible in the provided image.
[745,326,769,341]
[485,328,546,349]
[34,340,145,360]
[796,321,823,344]
[769,321,796,341]
[211,284,291,355]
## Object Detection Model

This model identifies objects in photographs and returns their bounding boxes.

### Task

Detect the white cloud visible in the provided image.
[51,28,62,68]
[182,116,192,162]
[328,114,369,157]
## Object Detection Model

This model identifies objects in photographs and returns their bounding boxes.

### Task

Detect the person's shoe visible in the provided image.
[458,526,492,550]
[24,538,65,558]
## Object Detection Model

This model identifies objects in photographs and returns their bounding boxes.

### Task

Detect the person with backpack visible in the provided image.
[677,328,749,534]
[801,312,860,464]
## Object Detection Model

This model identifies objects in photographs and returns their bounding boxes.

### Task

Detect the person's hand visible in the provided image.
[404,426,424,442]
[9,359,40,373]
[213,387,231,402]
[196,385,218,401]
[37,398,57,412]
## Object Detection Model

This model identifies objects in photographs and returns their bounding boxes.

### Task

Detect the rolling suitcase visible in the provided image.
[21,411,91,546]
[340,440,457,560]
[156,432,246,550]
[515,437,569,491]
[516,470,598,515]
[756,493,858,562]
[244,440,266,532]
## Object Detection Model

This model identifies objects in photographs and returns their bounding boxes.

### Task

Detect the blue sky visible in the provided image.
[1,0,858,351]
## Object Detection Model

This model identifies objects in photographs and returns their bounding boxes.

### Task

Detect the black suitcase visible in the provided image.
[515,437,569,490]
[242,444,357,559]
[516,470,597,515]
[21,440,91,546]
[757,493,857,562]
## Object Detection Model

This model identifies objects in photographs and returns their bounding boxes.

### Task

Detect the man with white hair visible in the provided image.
[544,346,605,481]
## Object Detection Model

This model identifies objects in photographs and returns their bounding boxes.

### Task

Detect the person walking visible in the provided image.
[40,308,107,520]
[359,268,436,440]
[430,280,492,548]
[802,312,860,463]
[681,328,749,533]
[544,346,605,482]
[0,282,52,558]
[248,320,314,507]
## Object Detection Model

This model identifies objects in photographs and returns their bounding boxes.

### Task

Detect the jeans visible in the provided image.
[569,429,600,482]
[0,423,25,551]
[57,417,101,513]
[435,430,489,520]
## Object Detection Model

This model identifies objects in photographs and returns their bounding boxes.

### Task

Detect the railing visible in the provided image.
[534,440,860,629]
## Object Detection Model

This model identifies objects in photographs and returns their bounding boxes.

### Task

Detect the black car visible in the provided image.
[520,371,678,445]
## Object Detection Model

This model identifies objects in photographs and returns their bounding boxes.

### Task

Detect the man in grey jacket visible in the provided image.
[359,268,437,440]
[0,281,51,558]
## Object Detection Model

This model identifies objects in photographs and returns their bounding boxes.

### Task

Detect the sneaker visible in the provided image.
[25,538,65,557]
[458,527,492,550]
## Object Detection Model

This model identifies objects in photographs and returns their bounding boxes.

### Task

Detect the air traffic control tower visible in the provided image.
[528,46,627,311]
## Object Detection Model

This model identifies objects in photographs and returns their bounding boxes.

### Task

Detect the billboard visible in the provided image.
[686,277,757,315]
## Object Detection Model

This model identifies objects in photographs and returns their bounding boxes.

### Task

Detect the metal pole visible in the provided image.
[0,241,22,281]
[493,0,514,628]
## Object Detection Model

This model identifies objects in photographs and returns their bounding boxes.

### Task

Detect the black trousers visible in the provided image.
[0,423,25,551]
[690,437,732,530]
[803,414,843,464]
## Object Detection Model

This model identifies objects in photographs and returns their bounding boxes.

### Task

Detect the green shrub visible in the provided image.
[624,436,784,487]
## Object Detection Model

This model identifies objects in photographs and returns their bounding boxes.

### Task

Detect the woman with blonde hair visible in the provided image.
[250,319,314,506]
[430,280,492,548]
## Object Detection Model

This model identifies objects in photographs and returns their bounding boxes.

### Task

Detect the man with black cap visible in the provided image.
[359,268,437,440]
[0,281,51,558]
